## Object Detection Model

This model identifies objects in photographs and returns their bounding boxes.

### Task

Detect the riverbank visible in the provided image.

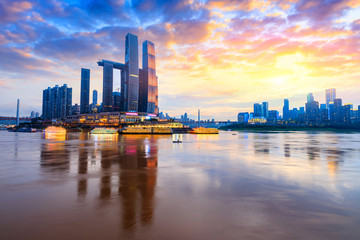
[220,123,360,133]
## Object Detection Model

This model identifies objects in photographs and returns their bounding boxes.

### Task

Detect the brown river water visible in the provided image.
[0,131,360,239]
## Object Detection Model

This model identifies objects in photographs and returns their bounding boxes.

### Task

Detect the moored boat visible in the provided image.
[189,127,219,134]
[90,128,118,134]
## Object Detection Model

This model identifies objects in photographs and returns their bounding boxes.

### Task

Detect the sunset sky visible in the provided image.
[0,0,360,120]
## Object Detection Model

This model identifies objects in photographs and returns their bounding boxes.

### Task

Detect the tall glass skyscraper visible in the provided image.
[307,93,314,103]
[124,33,139,112]
[325,88,336,108]
[80,68,90,114]
[283,99,289,120]
[139,40,158,114]
[93,90,98,105]
[103,62,114,112]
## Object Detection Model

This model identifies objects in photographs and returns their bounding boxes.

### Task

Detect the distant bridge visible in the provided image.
[0,116,31,125]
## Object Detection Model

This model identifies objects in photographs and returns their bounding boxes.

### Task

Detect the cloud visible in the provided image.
[0,0,33,23]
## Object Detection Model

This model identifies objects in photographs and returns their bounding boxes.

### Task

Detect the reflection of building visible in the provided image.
[40,137,70,172]
[118,135,158,229]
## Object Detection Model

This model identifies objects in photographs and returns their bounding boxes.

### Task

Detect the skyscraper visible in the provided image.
[333,98,343,123]
[139,40,158,114]
[307,93,314,103]
[325,88,336,108]
[93,90,98,105]
[80,68,90,114]
[124,33,139,112]
[42,87,51,119]
[262,102,268,119]
[42,84,72,119]
[305,101,319,124]
[253,103,262,118]
[283,99,289,120]
[103,62,113,112]
[113,92,121,112]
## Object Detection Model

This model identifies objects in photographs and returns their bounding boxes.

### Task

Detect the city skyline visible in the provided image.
[1,0,360,120]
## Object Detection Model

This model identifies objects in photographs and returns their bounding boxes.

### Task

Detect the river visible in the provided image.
[0,131,359,239]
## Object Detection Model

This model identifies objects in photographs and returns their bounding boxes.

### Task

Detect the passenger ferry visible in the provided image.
[44,126,66,134]
[189,127,219,134]
[90,128,118,134]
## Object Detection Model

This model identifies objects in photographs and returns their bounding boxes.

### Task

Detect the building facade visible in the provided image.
[80,68,90,114]
[42,84,72,119]
[139,40,158,114]
[124,33,139,112]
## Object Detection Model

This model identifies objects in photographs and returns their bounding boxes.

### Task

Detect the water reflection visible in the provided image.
[72,134,158,232]
[253,134,270,154]
[40,135,70,173]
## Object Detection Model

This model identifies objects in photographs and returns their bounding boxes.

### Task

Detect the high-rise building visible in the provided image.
[139,40,158,114]
[333,98,342,123]
[268,110,278,123]
[103,62,113,112]
[124,33,139,112]
[238,112,249,123]
[262,102,268,119]
[283,99,289,120]
[113,92,121,112]
[80,68,90,114]
[253,103,262,118]
[305,101,319,124]
[325,88,336,108]
[42,84,72,119]
[42,87,51,119]
[93,90,98,105]
[307,93,314,103]
[320,104,327,110]
[343,104,351,124]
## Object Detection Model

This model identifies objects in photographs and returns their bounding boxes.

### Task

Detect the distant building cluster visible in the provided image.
[238,88,360,126]
[29,111,40,118]
[42,84,72,120]
[42,33,159,120]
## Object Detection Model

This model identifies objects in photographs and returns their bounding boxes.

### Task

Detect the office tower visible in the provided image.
[307,93,314,103]
[320,104,327,110]
[80,68,90,114]
[262,102,268,119]
[139,40,158,114]
[103,62,113,112]
[124,33,139,112]
[325,89,336,108]
[358,105,360,119]
[113,92,121,112]
[333,98,342,123]
[289,108,299,120]
[299,107,305,114]
[238,112,249,123]
[283,99,289,120]
[93,90,98,105]
[42,87,51,119]
[305,101,319,124]
[320,108,328,123]
[329,102,335,121]
[253,103,262,118]
[267,110,278,123]
[35,112,39,118]
[342,104,351,124]
[42,84,72,119]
